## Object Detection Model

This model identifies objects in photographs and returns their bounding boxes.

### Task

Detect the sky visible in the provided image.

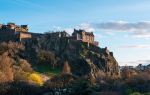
[0,0,150,66]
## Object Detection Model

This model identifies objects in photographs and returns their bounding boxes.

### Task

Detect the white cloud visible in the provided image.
[105,31,115,36]
[120,44,150,49]
[76,23,95,32]
[49,23,95,35]
[64,28,74,35]
[91,21,150,39]
[47,21,150,39]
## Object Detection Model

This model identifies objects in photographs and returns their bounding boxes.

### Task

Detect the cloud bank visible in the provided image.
[62,21,150,39]
[91,21,150,38]
[50,21,150,39]
[120,44,150,49]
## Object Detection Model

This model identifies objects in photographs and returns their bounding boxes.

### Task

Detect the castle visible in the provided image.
[72,29,99,46]
[0,23,99,46]
[0,23,31,41]
[46,29,99,46]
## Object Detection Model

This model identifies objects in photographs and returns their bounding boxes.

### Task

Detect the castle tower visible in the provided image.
[72,29,99,46]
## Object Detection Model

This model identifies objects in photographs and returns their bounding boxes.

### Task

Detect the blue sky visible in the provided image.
[1,0,150,66]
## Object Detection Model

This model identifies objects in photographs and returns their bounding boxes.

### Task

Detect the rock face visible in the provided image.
[0,32,120,80]
[22,33,120,79]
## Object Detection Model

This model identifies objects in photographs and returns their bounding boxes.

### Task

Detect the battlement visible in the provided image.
[0,23,31,41]
[0,23,28,32]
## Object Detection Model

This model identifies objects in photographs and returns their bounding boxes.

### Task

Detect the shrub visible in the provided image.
[70,79,93,95]
[14,72,44,86]
[13,59,33,82]
[38,50,57,69]
[19,59,33,72]
[0,81,42,95]
[13,70,29,82]
[126,72,150,93]
[125,89,134,95]
[121,67,136,79]
[0,42,24,56]
[144,92,150,95]
[130,92,143,95]
[28,73,43,86]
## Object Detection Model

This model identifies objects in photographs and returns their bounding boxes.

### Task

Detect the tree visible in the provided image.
[0,53,13,83]
[61,61,71,74]
[19,59,33,72]
[121,66,137,79]
[38,50,57,69]
[70,79,93,95]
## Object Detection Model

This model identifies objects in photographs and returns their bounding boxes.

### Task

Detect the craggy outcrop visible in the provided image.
[21,33,120,79]
[0,32,120,80]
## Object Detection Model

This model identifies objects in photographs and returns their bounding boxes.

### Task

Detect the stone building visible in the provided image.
[0,23,31,41]
[72,29,99,46]
[16,32,32,41]
[0,22,100,46]
[6,22,28,32]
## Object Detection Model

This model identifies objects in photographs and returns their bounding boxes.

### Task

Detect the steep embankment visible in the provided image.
[21,33,120,79]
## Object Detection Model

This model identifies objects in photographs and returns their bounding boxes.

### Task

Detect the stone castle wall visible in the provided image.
[82,32,94,44]
[0,23,30,41]
[19,33,32,40]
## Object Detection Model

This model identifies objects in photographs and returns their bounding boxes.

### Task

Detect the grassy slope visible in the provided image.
[32,64,61,77]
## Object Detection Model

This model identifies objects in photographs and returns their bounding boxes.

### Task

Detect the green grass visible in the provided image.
[33,64,61,77]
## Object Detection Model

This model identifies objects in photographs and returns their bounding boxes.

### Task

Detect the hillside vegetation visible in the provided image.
[0,34,149,95]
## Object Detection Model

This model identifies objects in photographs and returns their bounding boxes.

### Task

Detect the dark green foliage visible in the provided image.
[33,63,61,76]
[1,36,149,95]
[0,81,43,95]
[70,79,94,95]
[125,73,150,93]
[129,92,143,95]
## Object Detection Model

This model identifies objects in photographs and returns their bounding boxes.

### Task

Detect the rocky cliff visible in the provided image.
[19,33,120,80]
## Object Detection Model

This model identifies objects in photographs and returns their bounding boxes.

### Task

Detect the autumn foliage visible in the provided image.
[0,53,13,83]
[61,61,71,74]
